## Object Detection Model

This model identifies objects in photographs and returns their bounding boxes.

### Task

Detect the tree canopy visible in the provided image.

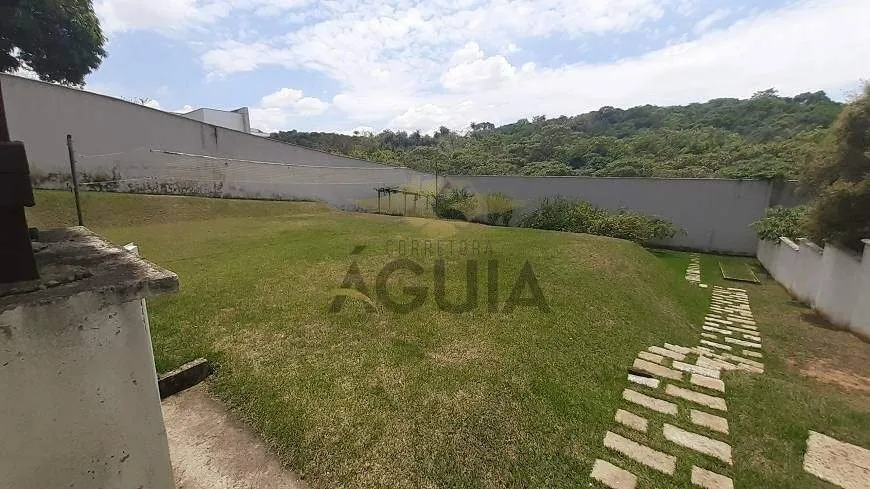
[1,0,106,85]
[273,90,842,180]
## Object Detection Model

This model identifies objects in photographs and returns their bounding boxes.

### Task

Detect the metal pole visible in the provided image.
[66,135,84,226]
[0,79,39,283]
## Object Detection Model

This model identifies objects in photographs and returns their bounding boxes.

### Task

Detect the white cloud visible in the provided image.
[248,87,330,132]
[441,54,518,92]
[693,8,730,34]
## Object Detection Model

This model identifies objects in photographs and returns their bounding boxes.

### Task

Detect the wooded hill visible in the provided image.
[273,89,842,179]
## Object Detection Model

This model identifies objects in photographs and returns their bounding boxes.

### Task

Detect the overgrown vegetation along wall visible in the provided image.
[0,74,431,209]
[443,175,802,254]
[757,238,870,339]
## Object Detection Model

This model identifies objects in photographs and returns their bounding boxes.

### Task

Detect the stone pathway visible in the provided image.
[685,254,703,286]
[803,431,870,489]
[591,286,764,488]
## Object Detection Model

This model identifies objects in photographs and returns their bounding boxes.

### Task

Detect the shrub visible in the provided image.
[482,192,516,226]
[751,205,808,241]
[518,196,681,244]
[433,188,475,220]
[801,84,870,251]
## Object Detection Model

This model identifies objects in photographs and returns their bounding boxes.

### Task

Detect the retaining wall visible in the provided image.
[757,237,870,339]
[0,74,432,210]
[443,175,801,254]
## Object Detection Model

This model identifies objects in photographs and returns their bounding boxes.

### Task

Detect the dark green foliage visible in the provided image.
[272,92,841,180]
[432,188,474,220]
[1,0,106,85]
[751,205,808,241]
[802,85,870,251]
[517,196,681,244]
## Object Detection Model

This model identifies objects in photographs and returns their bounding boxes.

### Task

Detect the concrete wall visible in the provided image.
[443,175,796,254]
[1,74,431,210]
[0,293,174,488]
[181,107,251,133]
[757,237,870,339]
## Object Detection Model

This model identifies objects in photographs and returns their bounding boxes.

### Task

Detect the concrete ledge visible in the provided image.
[159,358,213,399]
[780,237,800,251]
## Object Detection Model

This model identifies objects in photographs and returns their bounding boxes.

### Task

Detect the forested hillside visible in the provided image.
[274,89,842,179]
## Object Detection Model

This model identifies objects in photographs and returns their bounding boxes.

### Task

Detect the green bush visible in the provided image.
[801,84,870,251]
[517,196,681,244]
[482,192,516,226]
[432,188,475,220]
[751,205,808,241]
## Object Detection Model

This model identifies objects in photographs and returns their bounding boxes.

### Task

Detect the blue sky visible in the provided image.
[71,0,870,133]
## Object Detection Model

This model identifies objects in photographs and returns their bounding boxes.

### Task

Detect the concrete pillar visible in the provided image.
[0,227,178,489]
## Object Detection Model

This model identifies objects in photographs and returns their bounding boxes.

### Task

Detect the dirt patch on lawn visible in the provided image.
[801,359,870,394]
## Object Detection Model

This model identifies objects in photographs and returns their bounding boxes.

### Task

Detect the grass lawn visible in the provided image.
[27,190,870,488]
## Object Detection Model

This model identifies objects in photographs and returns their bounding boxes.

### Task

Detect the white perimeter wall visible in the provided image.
[757,237,870,339]
[1,74,431,210]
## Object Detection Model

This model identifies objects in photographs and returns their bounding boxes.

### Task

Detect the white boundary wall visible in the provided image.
[757,237,870,339]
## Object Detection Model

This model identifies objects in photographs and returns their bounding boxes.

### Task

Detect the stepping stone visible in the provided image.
[664,343,693,355]
[705,317,732,325]
[665,385,728,411]
[633,359,683,381]
[604,431,677,475]
[701,340,732,351]
[722,354,764,369]
[737,363,764,374]
[615,409,648,433]
[673,361,721,379]
[804,431,870,489]
[724,337,762,348]
[725,325,758,334]
[699,284,709,288]
[628,374,660,389]
[690,409,729,434]
[701,333,719,340]
[649,346,686,361]
[663,423,732,464]
[692,466,734,489]
[691,374,725,392]
[591,459,637,489]
[743,334,762,342]
[703,325,733,335]
[623,389,678,415]
[742,350,763,359]
[696,356,737,371]
[638,351,665,364]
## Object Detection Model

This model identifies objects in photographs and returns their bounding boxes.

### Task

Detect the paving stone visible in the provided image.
[743,335,762,343]
[742,350,763,359]
[664,343,693,355]
[591,459,637,489]
[737,363,764,374]
[722,354,764,369]
[604,431,677,475]
[628,374,660,389]
[701,332,719,340]
[638,351,665,364]
[673,361,721,379]
[649,346,686,361]
[725,325,758,333]
[615,409,648,433]
[703,325,733,335]
[728,317,756,326]
[633,358,683,381]
[699,284,709,288]
[705,317,732,325]
[691,374,725,392]
[665,385,728,411]
[724,337,762,348]
[690,409,729,434]
[803,431,870,489]
[696,356,737,371]
[695,346,714,354]
[691,466,734,489]
[663,424,732,464]
[623,389,678,415]
[700,340,732,351]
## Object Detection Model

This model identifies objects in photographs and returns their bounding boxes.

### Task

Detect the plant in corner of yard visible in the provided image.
[751,205,808,241]
[800,84,870,252]
[518,196,681,244]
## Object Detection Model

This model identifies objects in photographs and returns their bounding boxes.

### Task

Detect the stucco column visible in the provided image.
[0,227,178,489]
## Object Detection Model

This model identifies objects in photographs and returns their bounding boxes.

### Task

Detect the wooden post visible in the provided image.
[0,80,39,283]
[67,135,84,226]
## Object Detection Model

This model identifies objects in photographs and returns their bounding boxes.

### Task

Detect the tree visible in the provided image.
[1,0,106,85]
[802,84,870,251]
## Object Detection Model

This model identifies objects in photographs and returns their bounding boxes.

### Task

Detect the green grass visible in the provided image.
[26,190,870,488]
[653,249,870,488]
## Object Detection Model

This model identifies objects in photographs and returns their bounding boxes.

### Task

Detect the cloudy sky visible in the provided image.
[84,0,870,134]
